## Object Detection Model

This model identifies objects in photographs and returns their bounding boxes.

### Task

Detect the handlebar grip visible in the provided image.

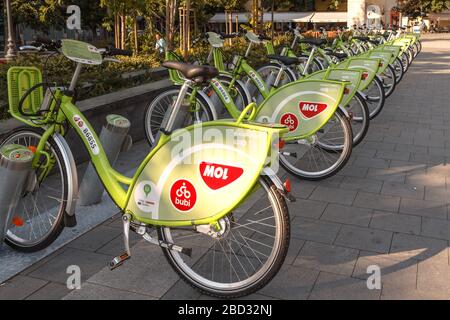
[221,33,240,39]
[107,47,133,57]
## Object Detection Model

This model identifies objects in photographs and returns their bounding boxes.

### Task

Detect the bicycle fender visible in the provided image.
[126,122,282,225]
[53,132,78,227]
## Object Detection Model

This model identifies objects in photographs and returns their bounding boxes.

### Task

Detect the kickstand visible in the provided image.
[109,213,131,270]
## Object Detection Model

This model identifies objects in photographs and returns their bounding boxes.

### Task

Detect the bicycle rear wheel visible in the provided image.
[0,127,68,252]
[344,91,370,147]
[380,65,397,98]
[158,176,290,298]
[279,109,353,180]
[363,76,386,119]
[144,88,214,146]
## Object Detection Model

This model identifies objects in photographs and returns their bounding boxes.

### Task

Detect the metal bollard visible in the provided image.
[78,114,131,206]
[0,144,34,245]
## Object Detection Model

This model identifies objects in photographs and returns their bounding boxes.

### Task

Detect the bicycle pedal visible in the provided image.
[109,252,131,270]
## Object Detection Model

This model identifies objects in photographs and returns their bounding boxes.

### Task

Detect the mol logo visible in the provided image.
[73,115,99,155]
[299,102,328,119]
[200,162,244,190]
[280,113,299,132]
[170,179,197,212]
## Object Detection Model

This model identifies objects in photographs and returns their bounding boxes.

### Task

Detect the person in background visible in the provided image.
[155,34,166,60]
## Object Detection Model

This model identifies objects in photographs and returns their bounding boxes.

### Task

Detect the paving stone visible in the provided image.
[86,241,180,298]
[363,141,397,151]
[259,265,319,300]
[380,182,425,200]
[353,251,418,295]
[27,248,111,284]
[390,233,449,261]
[370,210,422,235]
[309,186,357,206]
[308,272,381,300]
[376,150,411,161]
[289,180,316,199]
[421,217,450,241]
[353,156,391,169]
[25,282,72,300]
[366,168,406,183]
[337,165,369,178]
[0,276,48,300]
[353,192,401,212]
[405,171,446,187]
[424,186,450,202]
[288,199,328,219]
[293,241,359,276]
[96,231,142,256]
[399,198,448,219]
[67,226,122,252]
[161,280,202,300]
[64,283,155,300]
[284,238,306,265]
[321,204,373,227]
[339,176,383,194]
[334,225,393,253]
[395,143,428,155]
[291,217,342,244]
[416,253,450,296]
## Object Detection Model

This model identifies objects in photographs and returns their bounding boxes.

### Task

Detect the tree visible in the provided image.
[398,0,450,18]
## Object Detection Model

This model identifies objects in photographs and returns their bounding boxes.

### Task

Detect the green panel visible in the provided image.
[326,69,362,106]
[126,123,274,224]
[255,80,345,139]
[377,45,401,63]
[346,58,380,91]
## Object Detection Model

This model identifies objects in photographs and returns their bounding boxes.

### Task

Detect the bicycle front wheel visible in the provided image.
[0,127,69,252]
[158,176,290,298]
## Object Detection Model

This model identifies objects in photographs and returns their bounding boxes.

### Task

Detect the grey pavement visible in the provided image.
[1,34,450,300]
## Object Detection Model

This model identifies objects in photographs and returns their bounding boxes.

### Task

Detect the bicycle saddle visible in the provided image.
[162,61,219,83]
[298,38,327,46]
[353,36,370,41]
[267,54,299,66]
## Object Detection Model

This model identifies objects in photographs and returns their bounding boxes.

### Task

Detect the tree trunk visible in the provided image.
[184,0,190,58]
[121,14,126,50]
[133,16,138,54]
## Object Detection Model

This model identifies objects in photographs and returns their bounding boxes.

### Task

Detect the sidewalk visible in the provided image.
[1,35,450,300]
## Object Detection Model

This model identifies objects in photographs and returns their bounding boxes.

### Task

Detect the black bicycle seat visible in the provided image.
[162,61,219,83]
[298,38,327,47]
[353,36,370,41]
[267,55,299,66]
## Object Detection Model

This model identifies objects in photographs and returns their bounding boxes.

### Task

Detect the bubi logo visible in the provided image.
[200,162,244,190]
[280,113,299,132]
[299,102,328,119]
[170,179,197,212]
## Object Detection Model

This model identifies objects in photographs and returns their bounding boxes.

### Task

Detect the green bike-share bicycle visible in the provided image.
[2,39,299,297]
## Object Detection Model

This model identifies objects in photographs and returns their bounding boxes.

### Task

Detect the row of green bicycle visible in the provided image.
[145,27,421,180]
[0,28,419,298]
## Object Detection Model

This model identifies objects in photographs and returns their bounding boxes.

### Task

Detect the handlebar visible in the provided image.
[104,46,133,57]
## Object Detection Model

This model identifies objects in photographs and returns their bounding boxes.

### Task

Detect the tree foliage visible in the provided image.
[398,0,450,18]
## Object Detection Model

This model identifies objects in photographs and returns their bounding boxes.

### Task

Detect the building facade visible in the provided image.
[211,0,401,28]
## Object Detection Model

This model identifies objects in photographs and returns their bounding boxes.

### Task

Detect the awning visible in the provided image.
[209,12,348,23]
